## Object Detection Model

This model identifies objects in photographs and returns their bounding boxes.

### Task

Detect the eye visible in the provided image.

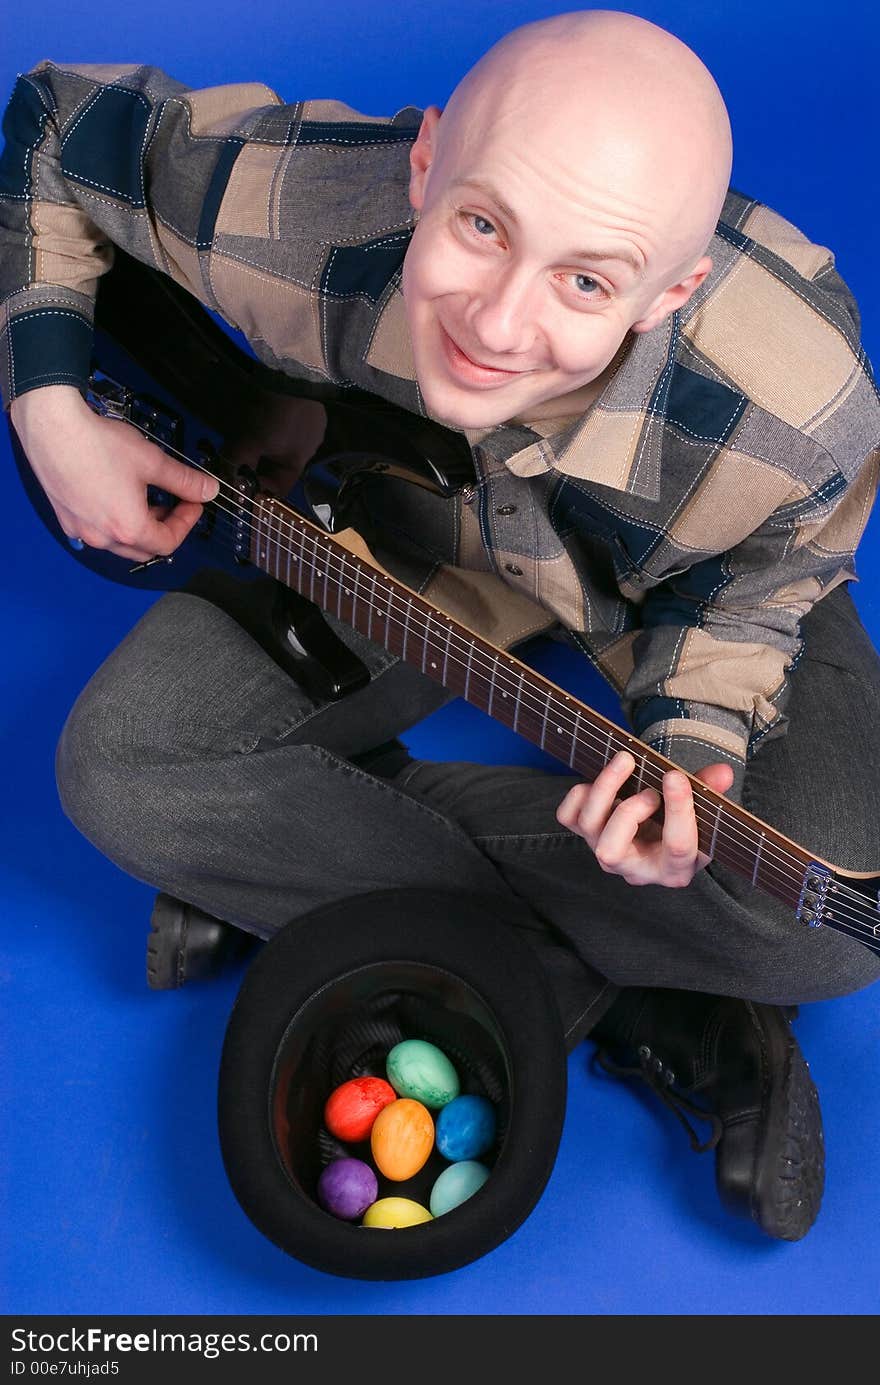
[460,212,498,238]
[562,272,609,301]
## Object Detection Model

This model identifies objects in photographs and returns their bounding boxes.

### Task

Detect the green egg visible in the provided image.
[386,1039,460,1109]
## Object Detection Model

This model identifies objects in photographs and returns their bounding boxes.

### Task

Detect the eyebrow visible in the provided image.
[449,177,644,277]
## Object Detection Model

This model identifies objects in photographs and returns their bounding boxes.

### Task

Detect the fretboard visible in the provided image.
[251,496,823,916]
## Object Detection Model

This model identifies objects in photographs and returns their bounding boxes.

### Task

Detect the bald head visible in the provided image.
[401,10,734,431]
[433,10,733,282]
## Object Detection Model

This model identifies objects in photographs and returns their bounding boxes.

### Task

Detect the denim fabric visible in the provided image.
[55,578,880,1034]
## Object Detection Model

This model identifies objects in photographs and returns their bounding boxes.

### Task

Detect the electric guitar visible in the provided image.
[9,250,880,960]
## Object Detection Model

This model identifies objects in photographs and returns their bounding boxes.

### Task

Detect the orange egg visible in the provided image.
[370,1098,434,1181]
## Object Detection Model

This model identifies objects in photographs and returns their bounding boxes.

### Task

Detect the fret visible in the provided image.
[569,708,581,769]
[367,572,376,642]
[286,513,295,592]
[605,727,615,766]
[709,799,723,860]
[441,620,453,686]
[351,564,359,631]
[540,689,552,750]
[487,656,499,718]
[335,540,344,619]
[464,641,474,701]
[752,832,765,886]
[274,508,282,581]
[308,533,316,604]
[509,670,523,736]
[402,597,413,661]
[421,611,429,673]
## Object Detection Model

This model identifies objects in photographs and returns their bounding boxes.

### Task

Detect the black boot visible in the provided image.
[589,987,825,1241]
[146,893,261,990]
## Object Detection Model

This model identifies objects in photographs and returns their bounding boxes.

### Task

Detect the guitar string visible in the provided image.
[112,418,880,940]
[216,493,880,939]
[157,476,880,935]
[146,480,880,940]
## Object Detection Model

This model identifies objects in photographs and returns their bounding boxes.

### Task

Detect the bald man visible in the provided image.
[4,11,879,1245]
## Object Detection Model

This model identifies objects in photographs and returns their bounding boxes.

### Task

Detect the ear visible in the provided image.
[408,105,443,215]
[630,256,714,334]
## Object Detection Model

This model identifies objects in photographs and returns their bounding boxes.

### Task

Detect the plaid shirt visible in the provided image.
[2,61,879,799]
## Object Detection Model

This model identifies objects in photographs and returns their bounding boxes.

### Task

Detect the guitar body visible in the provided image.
[9,249,475,698]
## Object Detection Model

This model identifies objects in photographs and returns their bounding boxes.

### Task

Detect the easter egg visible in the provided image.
[317,1158,378,1221]
[362,1197,433,1229]
[429,1160,490,1216]
[386,1039,460,1109]
[435,1094,497,1162]
[324,1075,397,1143]
[370,1098,434,1180]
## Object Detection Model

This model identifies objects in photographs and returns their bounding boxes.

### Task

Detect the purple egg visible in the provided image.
[317,1157,378,1221]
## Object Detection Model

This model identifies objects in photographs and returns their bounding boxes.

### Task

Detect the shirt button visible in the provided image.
[505,563,523,576]
[496,504,517,515]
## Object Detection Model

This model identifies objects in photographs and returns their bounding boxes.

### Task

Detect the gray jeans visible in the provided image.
[54,576,880,1041]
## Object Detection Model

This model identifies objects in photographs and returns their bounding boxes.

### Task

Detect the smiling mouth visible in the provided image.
[440,326,532,384]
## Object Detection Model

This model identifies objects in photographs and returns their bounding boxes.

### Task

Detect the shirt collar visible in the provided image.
[488,315,678,501]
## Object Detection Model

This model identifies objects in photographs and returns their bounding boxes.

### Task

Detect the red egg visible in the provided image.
[324,1076,398,1143]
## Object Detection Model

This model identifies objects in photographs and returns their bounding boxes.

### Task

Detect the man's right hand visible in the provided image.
[10,385,220,564]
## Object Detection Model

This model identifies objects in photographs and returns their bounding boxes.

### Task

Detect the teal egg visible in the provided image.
[435,1094,497,1161]
[386,1039,460,1110]
[429,1160,490,1216]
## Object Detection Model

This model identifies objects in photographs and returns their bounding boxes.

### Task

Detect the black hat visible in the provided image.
[217,886,568,1280]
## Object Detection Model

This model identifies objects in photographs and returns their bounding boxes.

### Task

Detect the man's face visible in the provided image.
[402,102,712,433]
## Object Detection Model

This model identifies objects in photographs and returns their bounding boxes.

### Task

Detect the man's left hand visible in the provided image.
[555,750,735,888]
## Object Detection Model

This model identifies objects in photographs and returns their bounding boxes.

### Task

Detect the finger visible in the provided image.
[694,761,736,796]
[593,788,662,869]
[151,452,220,506]
[575,750,638,841]
[556,781,591,828]
[659,770,699,869]
[137,499,205,555]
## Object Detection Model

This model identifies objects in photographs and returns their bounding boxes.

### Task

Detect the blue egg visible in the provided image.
[429,1160,490,1216]
[435,1094,497,1162]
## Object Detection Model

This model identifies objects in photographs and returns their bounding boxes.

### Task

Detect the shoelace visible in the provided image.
[592,1043,724,1154]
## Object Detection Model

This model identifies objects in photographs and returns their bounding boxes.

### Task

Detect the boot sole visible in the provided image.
[717,1019,825,1242]
[751,1035,825,1241]
[146,895,188,990]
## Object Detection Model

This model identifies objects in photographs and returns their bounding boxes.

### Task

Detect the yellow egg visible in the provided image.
[370,1098,434,1180]
[362,1197,433,1228]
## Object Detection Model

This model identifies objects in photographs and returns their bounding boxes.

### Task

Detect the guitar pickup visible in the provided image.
[130,394,182,452]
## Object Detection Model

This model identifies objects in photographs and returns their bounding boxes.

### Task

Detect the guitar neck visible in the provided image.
[250,496,865,938]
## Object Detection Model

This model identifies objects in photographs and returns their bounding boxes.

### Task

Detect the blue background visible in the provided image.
[2,0,879,1317]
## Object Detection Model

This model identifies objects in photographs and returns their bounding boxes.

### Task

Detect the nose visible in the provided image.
[465,261,540,362]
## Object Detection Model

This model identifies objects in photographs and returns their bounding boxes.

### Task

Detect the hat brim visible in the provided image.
[218,886,568,1280]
